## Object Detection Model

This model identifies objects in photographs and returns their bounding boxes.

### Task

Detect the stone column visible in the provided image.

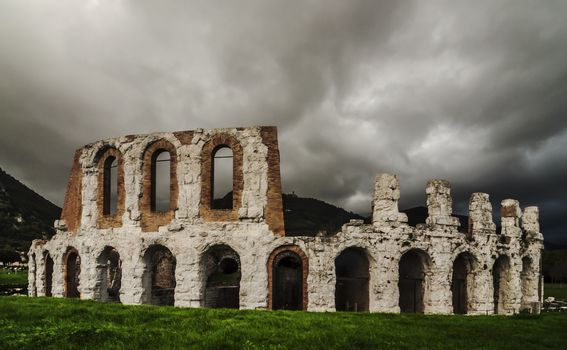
[426,180,460,228]
[468,192,496,235]
[372,173,407,228]
[501,199,522,237]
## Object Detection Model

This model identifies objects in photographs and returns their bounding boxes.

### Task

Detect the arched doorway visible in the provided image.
[143,245,176,306]
[269,247,307,311]
[202,244,241,308]
[399,249,430,313]
[335,247,369,312]
[95,246,122,303]
[44,252,53,297]
[493,255,511,314]
[451,252,476,314]
[64,248,81,298]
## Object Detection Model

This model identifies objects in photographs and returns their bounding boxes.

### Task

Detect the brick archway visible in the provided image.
[267,245,308,310]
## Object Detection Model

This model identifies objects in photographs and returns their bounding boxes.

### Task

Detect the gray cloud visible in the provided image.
[1,0,566,244]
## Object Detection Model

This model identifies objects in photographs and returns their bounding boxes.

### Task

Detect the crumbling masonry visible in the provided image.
[28,126,544,314]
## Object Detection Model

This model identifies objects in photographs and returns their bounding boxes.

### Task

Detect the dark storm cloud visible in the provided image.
[1,0,566,244]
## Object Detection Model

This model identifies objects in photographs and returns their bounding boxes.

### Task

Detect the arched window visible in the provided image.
[152,150,171,212]
[103,156,118,215]
[398,249,431,313]
[64,248,81,298]
[95,246,122,303]
[451,252,477,314]
[142,245,176,306]
[493,255,511,314]
[335,247,369,312]
[212,146,233,209]
[202,244,241,308]
[44,252,53,297]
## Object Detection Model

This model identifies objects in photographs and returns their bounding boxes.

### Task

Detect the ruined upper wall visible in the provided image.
[59,126,285,236]
[372,172,544,242]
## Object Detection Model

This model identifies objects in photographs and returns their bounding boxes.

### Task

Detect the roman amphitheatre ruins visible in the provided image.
[28,126,544,314]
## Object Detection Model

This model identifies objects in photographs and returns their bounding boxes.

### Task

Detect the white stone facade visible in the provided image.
[28,126,544,315]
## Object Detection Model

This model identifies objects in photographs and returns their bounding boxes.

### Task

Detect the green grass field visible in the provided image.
[545,283,567,300]
[0,268,27,285]
[1,297,567,350]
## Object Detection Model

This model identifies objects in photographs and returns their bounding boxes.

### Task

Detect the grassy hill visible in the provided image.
[0,167,61,256]
[1,297,566,350]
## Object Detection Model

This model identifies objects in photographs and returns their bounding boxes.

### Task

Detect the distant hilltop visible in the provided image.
[0,167,60,257]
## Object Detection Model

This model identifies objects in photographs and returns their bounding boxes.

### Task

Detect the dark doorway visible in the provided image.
[44,252,53,297]
[452,253,475,314]
[335,247,369,312]
[272,251,303,310]
[493,255,510,314]
[202,245,241,308]
[143,245,176,306]
[65,248,81,298]
[399,250,429,313]
[96,246,122,303]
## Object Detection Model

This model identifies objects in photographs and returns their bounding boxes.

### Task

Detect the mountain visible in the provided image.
[283,193,366,236]
[0,167,61,257]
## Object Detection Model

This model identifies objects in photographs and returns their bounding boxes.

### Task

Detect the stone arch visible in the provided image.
[199,133,244,221]
[267,245,308,311]
[44,251,54,297]
[201,244,241,308]
[520,256,538,311]
[142,244,176,306]
[64,247,81,298]
[451,252,478,314]
[140,139,178,231]
[95,246,122,303]
[493,255,512,314]
[398,248,432,313]
[335,247,369,312]
[95,146,125,229]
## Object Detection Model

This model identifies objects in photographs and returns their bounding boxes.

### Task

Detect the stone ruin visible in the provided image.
[28,126,544,314]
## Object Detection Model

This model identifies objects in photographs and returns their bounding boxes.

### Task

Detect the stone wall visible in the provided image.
[28,126,544,315]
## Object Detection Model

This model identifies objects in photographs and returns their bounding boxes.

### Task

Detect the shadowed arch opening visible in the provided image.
[399,249,431,313]
[44,252,53,297]
[202,244,241,308]
[335,247,369,312]
[142,245,176,306]
[268,246,308,311]
[31,253,37,297]
[95,246,122,303]
[451,252,477,314]
[212,146,233,209]
[64,247,81,298]
[493,255,511,314]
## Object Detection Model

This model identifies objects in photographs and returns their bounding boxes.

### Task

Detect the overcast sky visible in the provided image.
[1,0,566,244]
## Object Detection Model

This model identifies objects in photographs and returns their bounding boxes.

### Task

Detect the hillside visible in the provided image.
[0,167,61,256]
[283,193,366,236]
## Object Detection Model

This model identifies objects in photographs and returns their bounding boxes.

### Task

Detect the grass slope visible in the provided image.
[0,268,27,285]
[1,297,567,350]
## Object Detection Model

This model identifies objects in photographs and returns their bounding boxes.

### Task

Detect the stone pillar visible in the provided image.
[501,199,522,236]
[522,206,540,237]
[425,180,460,227]
[468,193,496,235]
[372,173,407,228]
